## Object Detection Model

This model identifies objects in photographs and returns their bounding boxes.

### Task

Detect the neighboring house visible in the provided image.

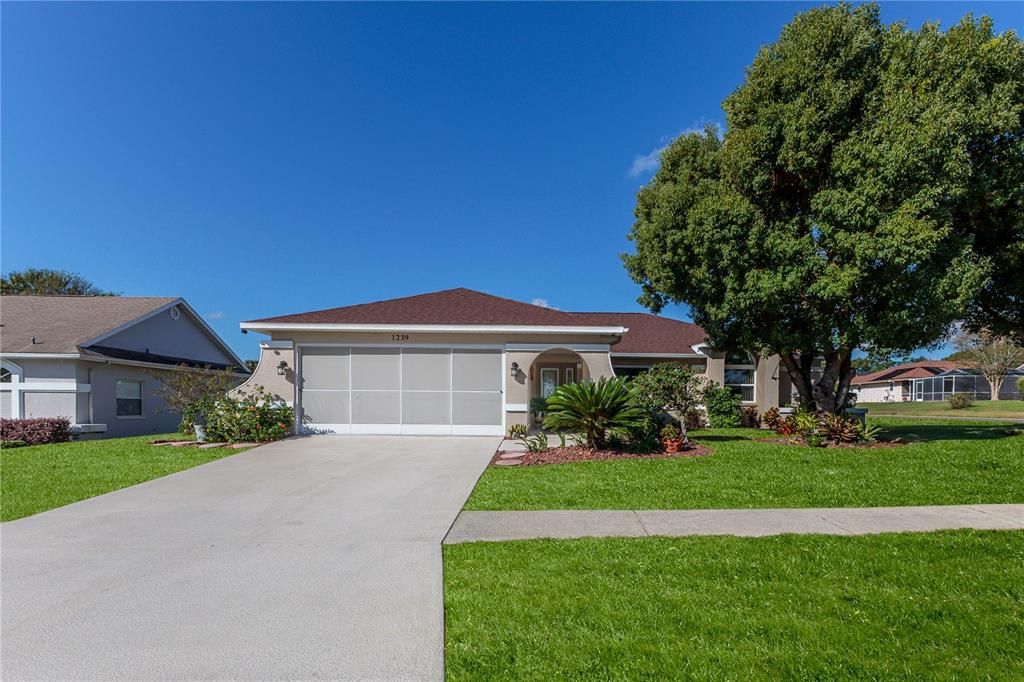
[0,295,248,437]
[851,360,1024,402]
[237,288,790,436]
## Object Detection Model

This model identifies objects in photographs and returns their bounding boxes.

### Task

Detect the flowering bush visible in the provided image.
[768,409,875,446]
[204,387,293,443]
[1,417,72,446]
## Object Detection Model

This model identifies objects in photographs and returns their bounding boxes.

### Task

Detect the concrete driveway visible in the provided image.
[1,435,498,681]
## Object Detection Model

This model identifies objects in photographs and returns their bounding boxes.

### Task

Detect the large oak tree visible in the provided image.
[623,3,1023,413]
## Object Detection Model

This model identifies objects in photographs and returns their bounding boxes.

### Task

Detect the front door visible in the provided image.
[540,368,559,398]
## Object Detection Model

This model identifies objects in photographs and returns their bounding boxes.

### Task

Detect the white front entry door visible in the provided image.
[540,368,558,398]
[298,346,503,435]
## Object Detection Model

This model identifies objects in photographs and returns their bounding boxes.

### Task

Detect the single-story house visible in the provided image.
[1,295,248,437]
[237,288,791,436]
[851,360,1024,402]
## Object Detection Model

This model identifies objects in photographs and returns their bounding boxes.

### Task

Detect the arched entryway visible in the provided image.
[529,348,589,424]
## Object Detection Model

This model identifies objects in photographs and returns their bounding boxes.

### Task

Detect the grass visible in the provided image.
[860,399,1024,419]
[0,434,245,521]
[465,418,1024,510]
[445,530,1024,680]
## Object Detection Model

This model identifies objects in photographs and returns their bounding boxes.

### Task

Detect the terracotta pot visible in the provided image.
[663,438,682,453]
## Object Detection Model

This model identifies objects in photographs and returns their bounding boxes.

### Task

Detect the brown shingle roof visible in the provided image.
[246,288,618,327]
[851,360,962,385]
[0,295,177,354]
[246,288,709,356]
[577,312,707,355]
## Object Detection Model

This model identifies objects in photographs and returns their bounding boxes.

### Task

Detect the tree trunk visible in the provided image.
[985,373,1003,400]
[780,352,816,410]
[780,348,855,414]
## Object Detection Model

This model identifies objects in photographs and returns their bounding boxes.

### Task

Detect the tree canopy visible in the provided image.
[624,3,1023,412]
[0,268,114,296]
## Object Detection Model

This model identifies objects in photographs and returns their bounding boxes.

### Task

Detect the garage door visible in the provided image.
[297,346,504,435]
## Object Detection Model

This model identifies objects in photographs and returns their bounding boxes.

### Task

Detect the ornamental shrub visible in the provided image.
[0,417,72,446]
[947,393,974,410]
[204,386,293,443]
[702,384,742,428]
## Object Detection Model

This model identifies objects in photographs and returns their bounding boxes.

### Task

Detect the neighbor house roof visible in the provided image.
[0,295,177,354]
[0,294,247,372]
[244,288,625,329]
[851,360,962,385]
[577,312,707,355]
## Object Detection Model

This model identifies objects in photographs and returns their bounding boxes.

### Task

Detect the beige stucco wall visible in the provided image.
[231,346,296,404]
[244,329,791,430]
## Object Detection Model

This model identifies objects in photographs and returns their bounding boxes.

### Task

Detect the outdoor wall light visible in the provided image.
[510,361,520,377]
[277,361,288,376]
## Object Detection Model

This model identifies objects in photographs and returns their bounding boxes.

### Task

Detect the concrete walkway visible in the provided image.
[444,504,1024,543]
[3,435,498,681]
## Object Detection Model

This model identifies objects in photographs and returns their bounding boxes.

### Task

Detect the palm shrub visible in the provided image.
[543,377,645,449]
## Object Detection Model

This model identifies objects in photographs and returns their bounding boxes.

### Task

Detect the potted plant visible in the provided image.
[530,396,548,426]
[660,423,683,453]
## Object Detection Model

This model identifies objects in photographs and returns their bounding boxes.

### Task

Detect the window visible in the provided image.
[724,353,755,402]
[565,368,575,383]
[0,367,11,383]
[116,380,143,417]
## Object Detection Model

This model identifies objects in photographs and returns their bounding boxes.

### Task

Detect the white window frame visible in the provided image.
[724,353,757,404]
[1,360,23,418]
[115,379,145,419]
[565,367,575,384]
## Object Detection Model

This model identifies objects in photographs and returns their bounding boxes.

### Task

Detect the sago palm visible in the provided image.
[542,377,644,449]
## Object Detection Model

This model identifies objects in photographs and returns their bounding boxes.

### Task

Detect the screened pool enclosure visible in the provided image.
[912,372,1023,401]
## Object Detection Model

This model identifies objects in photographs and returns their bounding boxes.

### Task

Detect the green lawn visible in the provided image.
[465,418,1024,510]
[0,434,245,521]
[860,399,1024,419]
[445,531,1024,680]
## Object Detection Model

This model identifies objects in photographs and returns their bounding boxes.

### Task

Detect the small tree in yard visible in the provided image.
[154,365,240,433]
[629,364,706,444]
[954,333,1024,401]
[622,3,1023,414]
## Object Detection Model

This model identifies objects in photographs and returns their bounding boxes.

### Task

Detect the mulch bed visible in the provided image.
[491,443,712,467]
[767,436,906,449]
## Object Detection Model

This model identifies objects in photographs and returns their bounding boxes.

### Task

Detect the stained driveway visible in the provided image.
[1,435,498,681]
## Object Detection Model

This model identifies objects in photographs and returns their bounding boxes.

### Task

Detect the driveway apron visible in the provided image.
[1,436,498,681]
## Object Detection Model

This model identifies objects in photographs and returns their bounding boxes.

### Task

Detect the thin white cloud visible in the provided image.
[628,121,725,178]
[206,311,225,320]
[628,146,667,178]
[531,297,559,310]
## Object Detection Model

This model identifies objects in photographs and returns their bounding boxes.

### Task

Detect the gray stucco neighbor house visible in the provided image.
[1,295,248,438]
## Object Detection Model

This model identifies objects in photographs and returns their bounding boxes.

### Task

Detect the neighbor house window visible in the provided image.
[0,367,11,383]
[724,352,755,403]
[116,380,143,417]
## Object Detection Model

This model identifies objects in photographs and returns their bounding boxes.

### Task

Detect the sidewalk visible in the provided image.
[444,504,1024,544]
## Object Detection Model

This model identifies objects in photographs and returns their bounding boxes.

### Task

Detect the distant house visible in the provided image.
[851,360,1024,402]
[1,296,248,437]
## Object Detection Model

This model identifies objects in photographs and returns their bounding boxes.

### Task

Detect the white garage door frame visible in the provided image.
[295,343,506,436]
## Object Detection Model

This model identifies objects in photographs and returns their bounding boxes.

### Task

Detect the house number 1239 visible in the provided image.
[392,334,409,342]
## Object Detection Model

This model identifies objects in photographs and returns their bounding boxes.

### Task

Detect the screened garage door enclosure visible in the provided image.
[297,346,504,435]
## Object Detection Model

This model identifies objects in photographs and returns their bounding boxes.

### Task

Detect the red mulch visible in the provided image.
[492,443,712,467]
[767,436,906,449]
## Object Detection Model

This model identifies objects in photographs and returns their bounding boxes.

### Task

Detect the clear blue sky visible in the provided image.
[3,2,1019,359]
